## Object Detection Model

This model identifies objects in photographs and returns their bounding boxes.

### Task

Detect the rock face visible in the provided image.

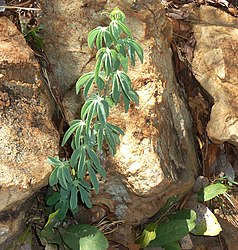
[0,17,59,247]
[192,6,238,146]
[39,0,198,244]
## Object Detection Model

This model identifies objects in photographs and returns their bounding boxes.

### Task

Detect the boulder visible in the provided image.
[0,17,59,247]
[192,6,238,146]
[39,0,198,244]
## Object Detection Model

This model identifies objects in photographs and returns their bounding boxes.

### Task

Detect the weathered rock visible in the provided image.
[0,17,59,247]
[39,0,198,244]
[192,6,238,146]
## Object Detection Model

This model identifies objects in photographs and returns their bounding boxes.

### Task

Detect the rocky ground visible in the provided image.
[1,0,238,249]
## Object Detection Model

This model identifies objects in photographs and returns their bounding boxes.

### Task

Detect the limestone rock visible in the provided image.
[39,0,198,244]
[0,17,59,247]
[192,6,238,146]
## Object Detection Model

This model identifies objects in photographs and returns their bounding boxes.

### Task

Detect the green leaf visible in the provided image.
[128,90,139,106]
[78,147,86,178]
[55,199,69,221]
[88,27,101,49]
[105,128,117,155]
[88,164,99,194]
[197,183,228,202]
[149,212,196,247]
[168,209,197,221]
[97,127,104,151]
[97,102,107,126]
[49,167,58,186]
[112,73,120,103]
[60,186,70,200]
[62,167,73,185]
[95,165,106,178]
[59,224,108,250]
[95,50,105,84]
[110,7,126,22]
[103,29,113,47]
[96,75,105,90]
[87,146,101,168]
[122,91,130,112]
[129,39,144,63]
[136,223,157,248]
[96,30,103,49]
[85,102,96,134]
[76,72,95,94]
[46,192,60,206]
[109,20,120,40]
[83,77,95,97]
[44,209,59,228]
[79,185,92,208]
[106,122,124,135]
[117,20,131,37]
[191,203,222,236]
[128,43,136,66]
[70,185,78,211]
[74,121,85,148]
[162,242,181,250]
[81,101,93,120]
[71,149,81,168]
[47,156,61,166]
[62,122,79,146]
[119,54,128,73]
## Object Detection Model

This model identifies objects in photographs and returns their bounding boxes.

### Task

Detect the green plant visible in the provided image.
[37,210,108,250]
[46,7,143,221]
[137,209,197,249]
[137,181,228,249]
[24,24,44,50]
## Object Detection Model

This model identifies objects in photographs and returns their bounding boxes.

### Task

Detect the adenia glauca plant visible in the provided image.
[46,7,144,220]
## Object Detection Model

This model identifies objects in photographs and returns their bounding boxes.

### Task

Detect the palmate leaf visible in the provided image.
[110,7,126,22]
[88,26,113,50]
[96,48,119,78]
[127,38,144,64]
[57,166,72,190]
[88,27,101,49]
[109,20,131,41]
